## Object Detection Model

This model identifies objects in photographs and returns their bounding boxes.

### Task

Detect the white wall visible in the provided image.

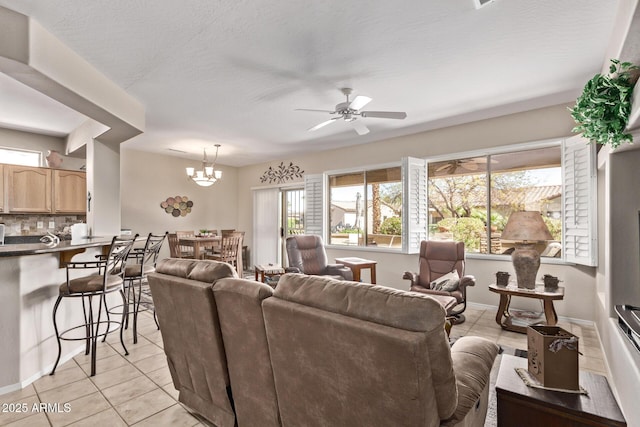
[120,148,238,260]
[0,127,85,170]
[236,103,598,320]
[595,146,640,422]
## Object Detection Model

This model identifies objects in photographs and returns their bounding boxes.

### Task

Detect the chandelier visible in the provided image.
[186,144,223,187]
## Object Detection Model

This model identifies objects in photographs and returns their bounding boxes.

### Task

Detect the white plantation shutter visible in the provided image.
[402,157,427,254]
[562,135,597,266]
[304,174,324,237]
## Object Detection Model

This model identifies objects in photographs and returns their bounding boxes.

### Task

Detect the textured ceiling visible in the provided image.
[0,0,620,166]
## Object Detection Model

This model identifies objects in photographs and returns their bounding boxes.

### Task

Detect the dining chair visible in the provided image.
[206,232,244,274]
[168,233,195,258]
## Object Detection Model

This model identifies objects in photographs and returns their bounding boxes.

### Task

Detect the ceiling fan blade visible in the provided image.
[308,118,339,132]
[295,108,335,113]
[350,119,370,135]
[348,95,372,111]
[461,162,479,171]
[361,111,407,119]
[435,163,453,172]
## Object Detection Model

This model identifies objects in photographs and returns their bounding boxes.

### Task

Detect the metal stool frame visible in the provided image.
[51,235,137,377]
[122,232,167,343]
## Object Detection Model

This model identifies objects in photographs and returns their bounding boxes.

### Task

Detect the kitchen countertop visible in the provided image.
[0,236,117,257]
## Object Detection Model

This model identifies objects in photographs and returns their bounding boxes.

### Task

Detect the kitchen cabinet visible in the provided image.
[53,170,86,213]
[7,165,52,213]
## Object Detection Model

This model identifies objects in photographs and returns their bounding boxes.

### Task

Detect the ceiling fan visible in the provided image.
[434,157,498,174]
[296,88,407,135]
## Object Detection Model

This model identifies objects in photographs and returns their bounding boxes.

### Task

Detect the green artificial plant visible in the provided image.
[570,59,638,148]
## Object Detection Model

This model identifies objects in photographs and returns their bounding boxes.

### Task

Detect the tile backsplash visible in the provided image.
[0,214,87,237]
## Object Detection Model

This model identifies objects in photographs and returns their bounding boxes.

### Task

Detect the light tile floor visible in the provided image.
[0,304,607,427]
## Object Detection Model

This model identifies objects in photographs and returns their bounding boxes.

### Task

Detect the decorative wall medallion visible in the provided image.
[259,162,304,184]
[160,196,193,217]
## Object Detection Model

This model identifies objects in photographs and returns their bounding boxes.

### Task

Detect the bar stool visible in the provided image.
[122,232,167,343]
[51,235,137,376]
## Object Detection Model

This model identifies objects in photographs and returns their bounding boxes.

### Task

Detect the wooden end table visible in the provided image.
[334,257,377,283]
[496,354,626,426]
[254,264,285,284]
[489,283,564,334]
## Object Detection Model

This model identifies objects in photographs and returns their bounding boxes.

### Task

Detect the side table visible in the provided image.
[489,283,564,334]
[254,264,285,287]
[334,257,377,283]
[496,354,626,426]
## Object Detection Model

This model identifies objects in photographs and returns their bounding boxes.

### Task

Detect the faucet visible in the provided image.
[40,232,60,247]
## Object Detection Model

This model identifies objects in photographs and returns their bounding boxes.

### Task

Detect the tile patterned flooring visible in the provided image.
[0,304,607,427]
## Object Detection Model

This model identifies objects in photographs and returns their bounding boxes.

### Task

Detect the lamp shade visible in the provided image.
[501,211,552,242]
[186,145,222,187]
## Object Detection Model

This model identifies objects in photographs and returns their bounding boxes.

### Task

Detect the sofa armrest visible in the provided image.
[402,271,419,286]
[285,267,301,273]
[442,336,499,426]
[326,264,353,281]
[459,275,475,291]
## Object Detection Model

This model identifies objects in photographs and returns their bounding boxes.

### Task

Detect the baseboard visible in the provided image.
[0,344,85,396]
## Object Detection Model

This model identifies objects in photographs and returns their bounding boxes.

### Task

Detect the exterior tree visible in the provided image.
[372,184,381,233]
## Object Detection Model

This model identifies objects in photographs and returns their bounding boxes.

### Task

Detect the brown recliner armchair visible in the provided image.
[403,240,475,324]
[285,235,353,280]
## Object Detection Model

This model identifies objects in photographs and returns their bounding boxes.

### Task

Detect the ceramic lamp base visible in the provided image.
[512,243,540,289]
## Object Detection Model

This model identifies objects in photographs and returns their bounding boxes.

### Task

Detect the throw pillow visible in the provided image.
[430,270,460,292]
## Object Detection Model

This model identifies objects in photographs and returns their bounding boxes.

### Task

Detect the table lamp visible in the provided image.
[501,211,553,289]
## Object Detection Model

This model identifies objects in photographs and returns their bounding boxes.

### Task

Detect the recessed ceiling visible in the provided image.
[0,0,620,166]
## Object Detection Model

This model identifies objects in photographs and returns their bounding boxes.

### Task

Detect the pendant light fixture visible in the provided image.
[186,144,223,187]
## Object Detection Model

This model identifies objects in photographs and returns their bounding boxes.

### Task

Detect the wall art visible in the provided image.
[259,162,304,184]
[160,196,193,217]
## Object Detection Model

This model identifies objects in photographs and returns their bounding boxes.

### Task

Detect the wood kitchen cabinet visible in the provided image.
[7,165,52,213]
[53,170,86,213]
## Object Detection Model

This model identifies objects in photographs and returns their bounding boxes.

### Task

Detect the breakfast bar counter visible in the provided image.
[0,237,118,394]
[0,236,115,259]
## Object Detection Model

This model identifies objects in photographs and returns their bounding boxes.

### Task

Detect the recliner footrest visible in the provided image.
[425,294,458,314]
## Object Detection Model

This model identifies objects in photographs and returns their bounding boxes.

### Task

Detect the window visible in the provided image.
[304,139,595,264]
[426,140,599,265]
[327,166,402,248]
[0,147,41,166]
[428,146,562,257]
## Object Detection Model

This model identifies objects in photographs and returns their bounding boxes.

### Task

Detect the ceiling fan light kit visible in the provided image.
[297,87,407,135]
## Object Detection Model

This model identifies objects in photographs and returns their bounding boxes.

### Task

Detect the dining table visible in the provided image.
[178,235,221,259]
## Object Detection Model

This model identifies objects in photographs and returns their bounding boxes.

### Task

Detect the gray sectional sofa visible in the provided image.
[147,258,498,427]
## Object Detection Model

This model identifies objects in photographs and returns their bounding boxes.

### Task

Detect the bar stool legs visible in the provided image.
[50,288,130,376]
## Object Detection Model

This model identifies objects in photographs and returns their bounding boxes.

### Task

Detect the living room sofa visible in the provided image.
[148,258,499,427]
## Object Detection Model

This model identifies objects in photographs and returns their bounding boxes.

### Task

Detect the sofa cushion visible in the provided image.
[213,278,280,427]
[442,336,499,426]
[147,264,236,427]
[155,258,237,282]
[269,273,458,421]
[188,260,237,282]
[155,258,197,277]
[274,273,447,332]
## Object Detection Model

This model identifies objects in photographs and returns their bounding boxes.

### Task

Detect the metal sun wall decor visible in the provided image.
[160,196,193,217]
[259,161,304,184]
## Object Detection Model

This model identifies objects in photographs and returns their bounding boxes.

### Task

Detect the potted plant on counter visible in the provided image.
[570,59,639,148]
